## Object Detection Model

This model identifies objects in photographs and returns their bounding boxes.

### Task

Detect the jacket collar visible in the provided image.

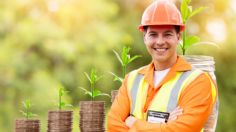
[138,56,192,88]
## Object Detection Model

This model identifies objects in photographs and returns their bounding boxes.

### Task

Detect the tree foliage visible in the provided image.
[0,0,235,131]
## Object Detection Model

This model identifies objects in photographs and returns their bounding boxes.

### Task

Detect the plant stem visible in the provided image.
[91,83,94,101]
[59,91,61,110]
[122,65,126,78]
[26,108,29,119]
[58,89,62,110]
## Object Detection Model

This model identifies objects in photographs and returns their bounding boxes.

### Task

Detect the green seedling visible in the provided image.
[109,72,124,83]
[180,0,218,55]
[80,68,110,101]
[111,46,141,83]
[20,100,37,119]
[58,86,73,110]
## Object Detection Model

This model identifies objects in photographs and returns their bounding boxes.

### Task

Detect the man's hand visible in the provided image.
[169,106,183,122]
[125,116,137,128]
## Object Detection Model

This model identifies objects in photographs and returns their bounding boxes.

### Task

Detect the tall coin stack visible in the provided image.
[15,119,40,132]
[183,55,219,132]
[47,110,73,132]
[79,101,105,132]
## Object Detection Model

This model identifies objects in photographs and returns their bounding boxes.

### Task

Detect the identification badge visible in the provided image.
[147,110,169,123]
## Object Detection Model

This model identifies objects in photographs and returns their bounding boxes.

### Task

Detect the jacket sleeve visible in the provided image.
[107,75,130,132]
[129,73,217,132]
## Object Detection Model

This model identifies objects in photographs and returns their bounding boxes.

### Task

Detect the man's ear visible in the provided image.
[177,33,180,41]
[176,33,181,45]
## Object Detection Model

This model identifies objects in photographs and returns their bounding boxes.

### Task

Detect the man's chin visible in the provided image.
[153,56,168,62]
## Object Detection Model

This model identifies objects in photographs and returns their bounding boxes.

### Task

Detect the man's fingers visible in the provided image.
[170,111,182,117]
[169,107,183,121]
[170,108,183,116]
[125,116,137,128]
[170,108,183,115]
[169,110,182,118]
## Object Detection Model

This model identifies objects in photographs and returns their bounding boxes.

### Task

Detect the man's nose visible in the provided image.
[156,36,164,45]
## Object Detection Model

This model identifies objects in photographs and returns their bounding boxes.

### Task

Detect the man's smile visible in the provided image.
[153,47,168,54]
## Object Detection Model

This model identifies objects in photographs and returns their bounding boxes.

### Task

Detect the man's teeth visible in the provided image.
[154,48,167,52]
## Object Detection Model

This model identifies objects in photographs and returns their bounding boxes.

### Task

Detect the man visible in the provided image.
[108,0,217,132]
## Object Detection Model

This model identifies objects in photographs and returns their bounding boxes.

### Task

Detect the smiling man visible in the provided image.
[108,0,217,132]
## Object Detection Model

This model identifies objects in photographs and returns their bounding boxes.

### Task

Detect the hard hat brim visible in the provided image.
[138,24,185,32]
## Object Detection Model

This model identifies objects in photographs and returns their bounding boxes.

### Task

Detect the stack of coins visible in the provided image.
[111,90,118,103]
[47,110,73,132]
[79,101,105,132]
[183,55,218,132]
[15,119,40,132]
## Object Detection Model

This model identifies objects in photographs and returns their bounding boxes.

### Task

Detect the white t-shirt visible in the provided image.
[154,68,170,88]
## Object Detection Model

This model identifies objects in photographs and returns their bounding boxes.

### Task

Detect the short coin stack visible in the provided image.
[47,110,73,132]
[15,119,40,132]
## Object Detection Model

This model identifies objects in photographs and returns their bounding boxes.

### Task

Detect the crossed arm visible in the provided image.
[107,74,214,132]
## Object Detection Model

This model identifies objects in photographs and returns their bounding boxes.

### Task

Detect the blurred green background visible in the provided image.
[0,0,235,131]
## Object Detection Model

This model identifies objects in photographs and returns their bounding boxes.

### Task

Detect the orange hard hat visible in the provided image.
[139,0,185,32]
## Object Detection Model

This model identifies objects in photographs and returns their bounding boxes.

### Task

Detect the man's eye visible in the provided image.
[165,34,172,37]
[149,34,156,37]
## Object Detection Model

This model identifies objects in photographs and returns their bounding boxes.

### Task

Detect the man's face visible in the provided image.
[144,25,180,64]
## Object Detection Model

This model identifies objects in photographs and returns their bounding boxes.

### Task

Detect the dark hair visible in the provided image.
[174,26,180,33]
[143,25,180,33]
[143,26,148,32]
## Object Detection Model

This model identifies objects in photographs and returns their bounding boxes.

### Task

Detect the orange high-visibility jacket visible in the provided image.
[108,56,217,132]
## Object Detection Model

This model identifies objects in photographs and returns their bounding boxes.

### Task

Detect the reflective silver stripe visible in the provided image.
[167,70,195,112]
[130,74,144,114]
